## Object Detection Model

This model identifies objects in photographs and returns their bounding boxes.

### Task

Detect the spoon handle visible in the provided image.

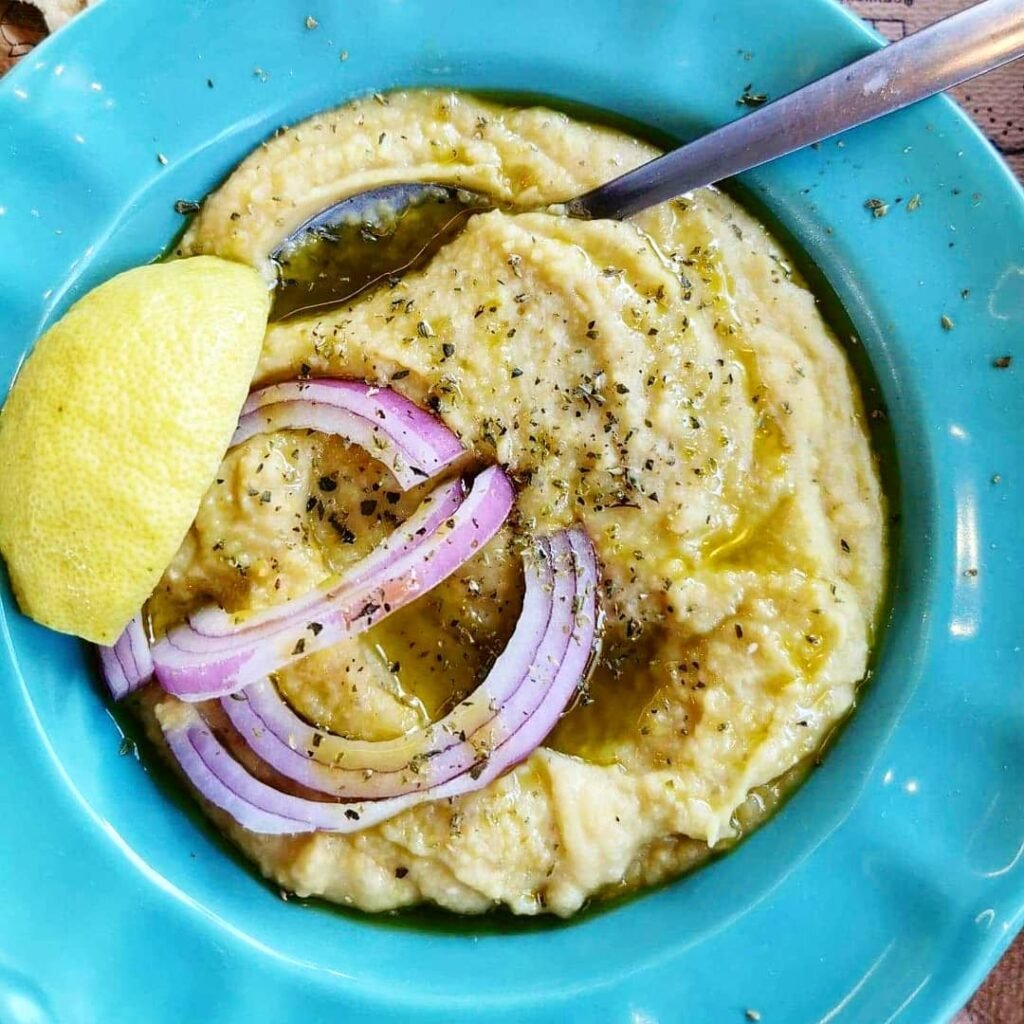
[570,0,1024,220]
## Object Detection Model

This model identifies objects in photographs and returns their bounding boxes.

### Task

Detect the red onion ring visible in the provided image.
[191,380,464,641]
[99,645,133,701]
[127,616,154,682]
[219,533,565,796]
[152,466,514,701]
[234,380,463,490]
[160,527,599,834]
[175,477,466,652]
[99,613,152,700]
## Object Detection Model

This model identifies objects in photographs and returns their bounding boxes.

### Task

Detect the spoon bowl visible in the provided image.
[271,183,491,320]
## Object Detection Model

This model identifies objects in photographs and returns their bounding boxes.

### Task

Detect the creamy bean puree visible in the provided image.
[138,90,885,916]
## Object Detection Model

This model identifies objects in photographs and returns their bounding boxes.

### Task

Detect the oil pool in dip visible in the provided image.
[138,90,886,917]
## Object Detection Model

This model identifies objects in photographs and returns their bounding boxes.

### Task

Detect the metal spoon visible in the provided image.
[272,0,1024,320]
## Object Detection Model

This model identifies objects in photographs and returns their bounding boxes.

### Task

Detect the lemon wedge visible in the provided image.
[0,256,269,644]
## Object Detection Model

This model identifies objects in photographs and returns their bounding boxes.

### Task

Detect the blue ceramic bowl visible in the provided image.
[1,1,1021,1021]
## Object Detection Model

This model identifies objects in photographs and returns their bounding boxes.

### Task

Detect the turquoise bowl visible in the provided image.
[0,1,1021,1021]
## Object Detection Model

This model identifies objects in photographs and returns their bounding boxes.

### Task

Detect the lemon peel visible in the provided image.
[0,256,269,644]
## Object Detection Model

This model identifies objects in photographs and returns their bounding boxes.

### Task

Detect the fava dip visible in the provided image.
[137,91,885,917]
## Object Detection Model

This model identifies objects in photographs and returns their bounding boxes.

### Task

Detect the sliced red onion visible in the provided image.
[99,613,152,700]
[164,720,312,834]
[488,526,601,771]
[99,645,133,702]
[187,380,464,641]
[95,379,463,685]
[179,477,466,648]
[234,380,463,490]
[163,713,432,834]
[220,534,563,796]
[126,614,154,682]
[160,527,599,834]
[152,465,515,701]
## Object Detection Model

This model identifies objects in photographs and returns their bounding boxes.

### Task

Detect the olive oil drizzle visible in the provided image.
[271,186,494,321]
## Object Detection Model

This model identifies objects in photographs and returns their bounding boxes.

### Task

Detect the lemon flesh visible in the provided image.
[0,256,270,644]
